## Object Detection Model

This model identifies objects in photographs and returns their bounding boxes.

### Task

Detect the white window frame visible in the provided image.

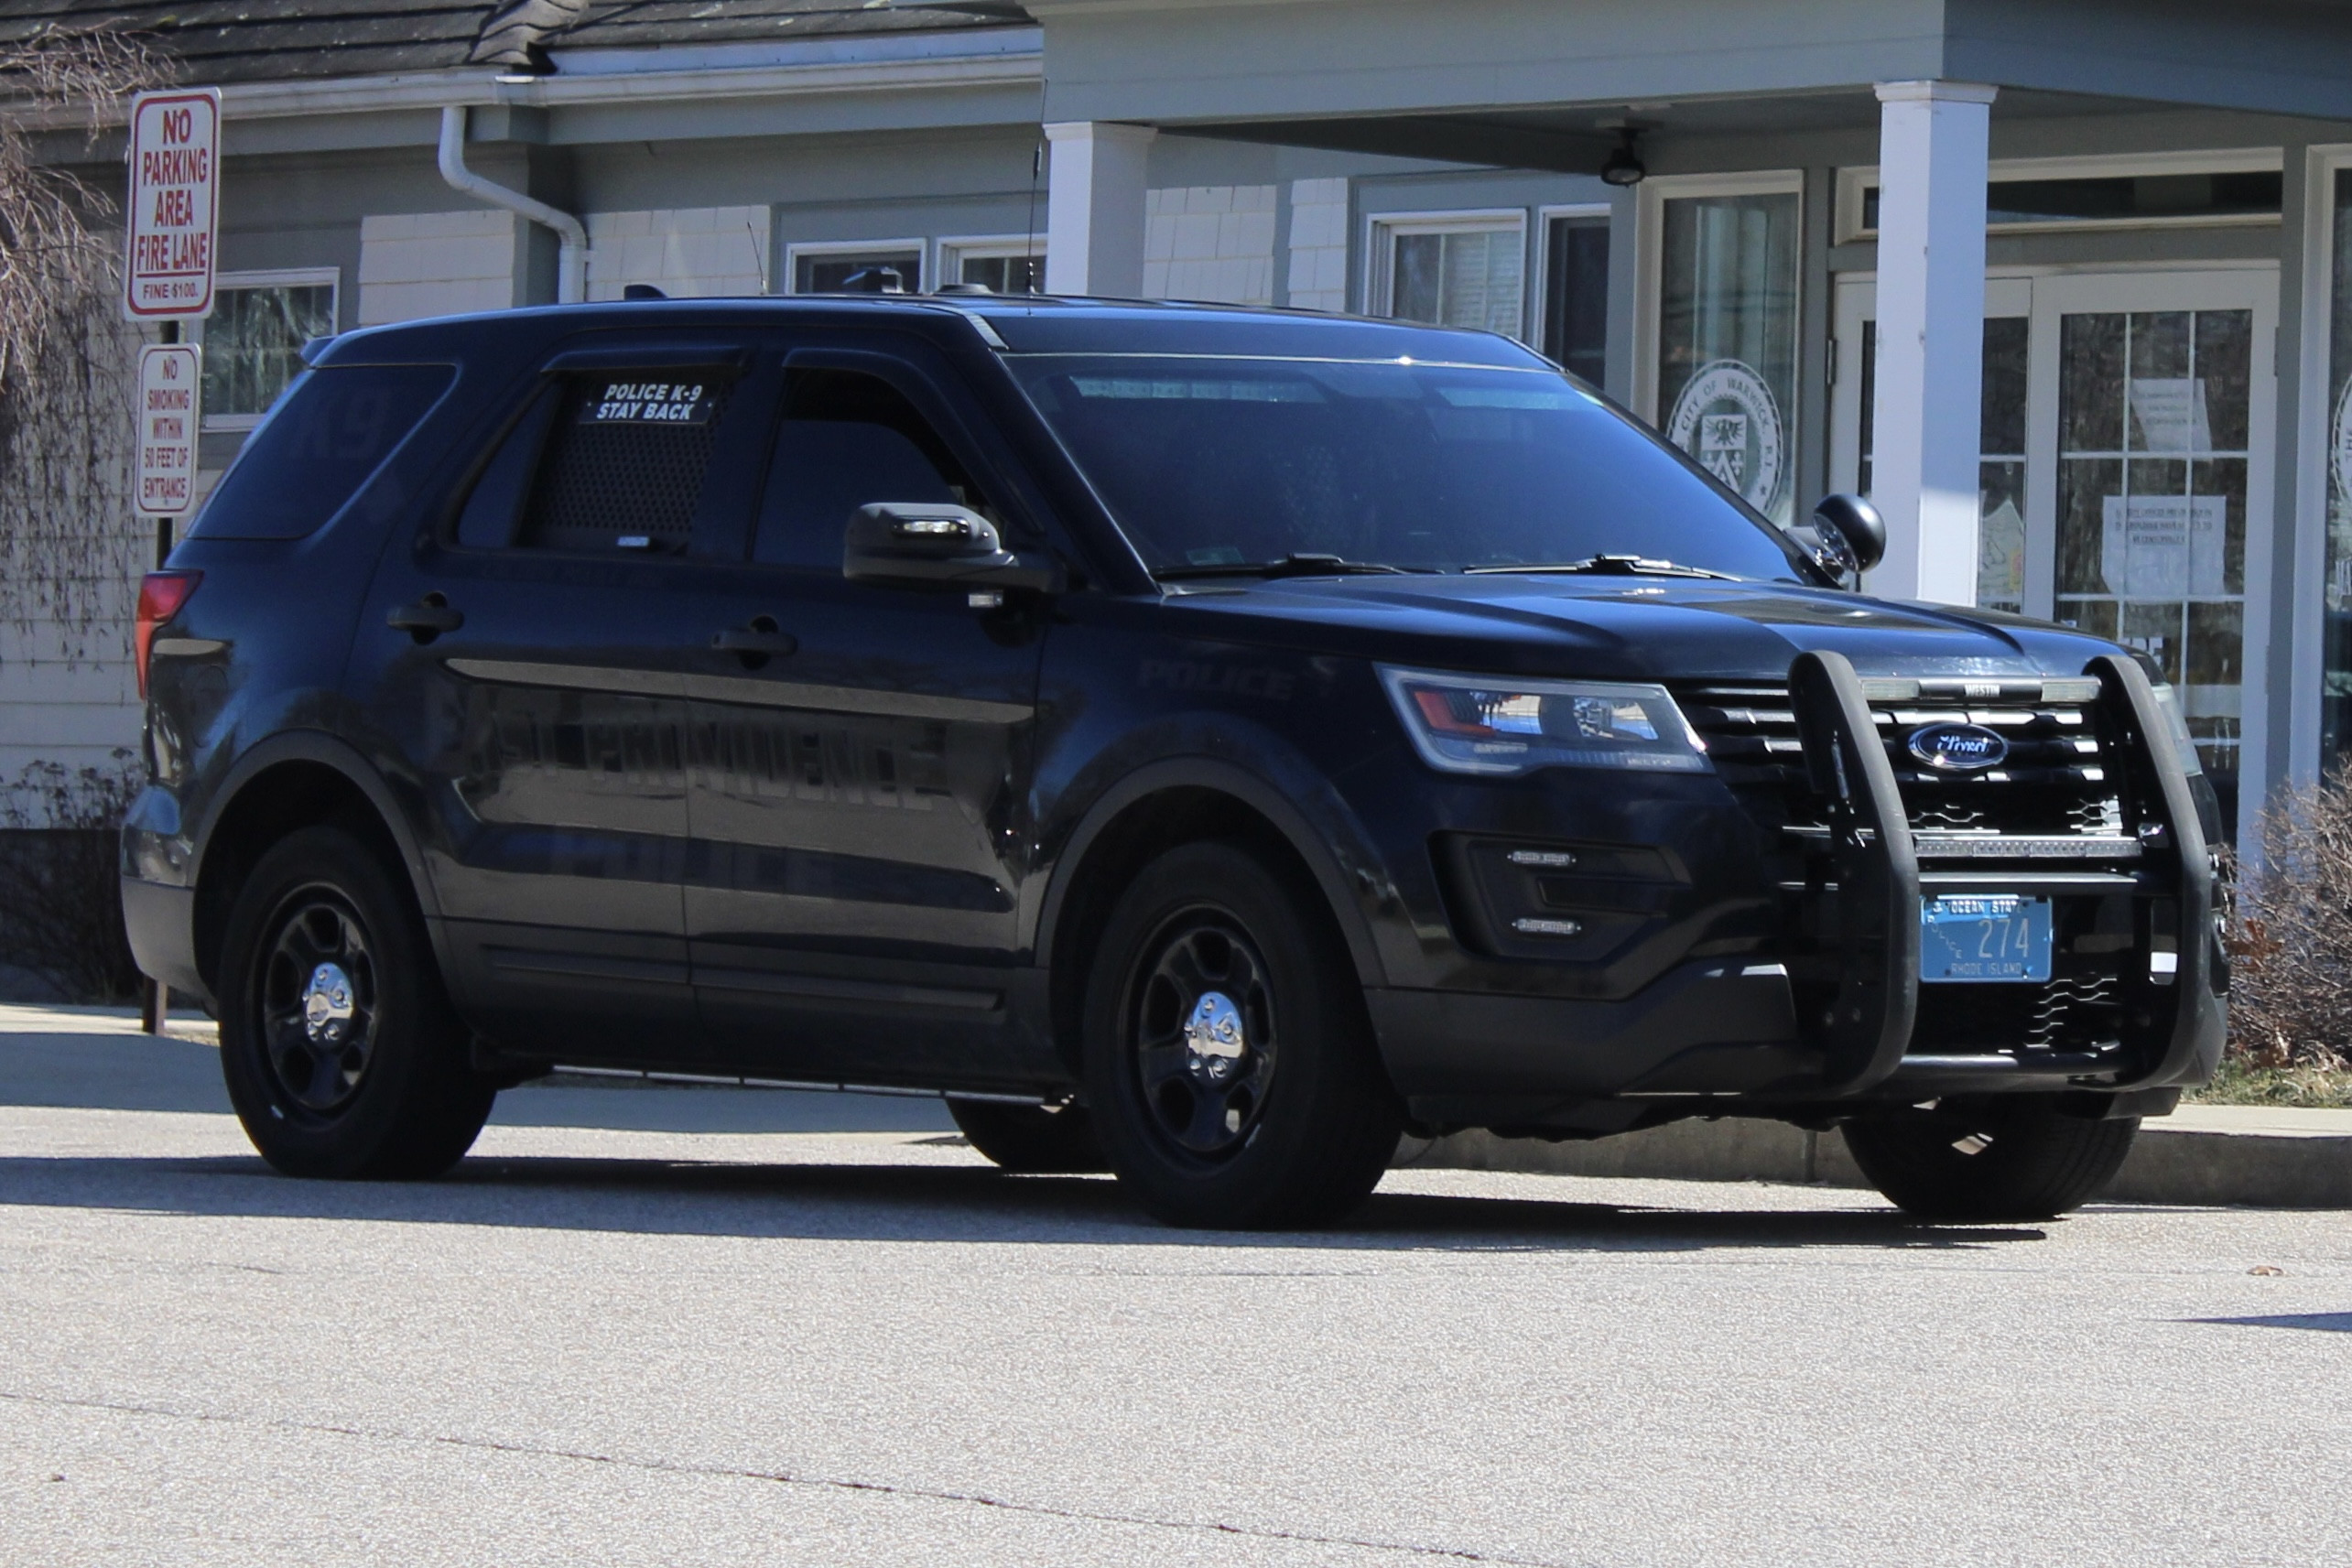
[1633,169,1803,425]
[195,266,340,431]
[936,232,1046,293]
[1835,148,2287,244]
[783,237,927,295]
[2291,143,2352,792]
[1532,201,1613,372]
[1361,208,1530,340]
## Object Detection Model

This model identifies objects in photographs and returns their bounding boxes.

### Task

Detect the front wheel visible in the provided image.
[1083,840,1402,1230]
[216,826,495,1179]
[1843,1097,2139,1221]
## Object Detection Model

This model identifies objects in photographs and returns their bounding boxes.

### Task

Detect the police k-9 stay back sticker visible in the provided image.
[581,379,718,426]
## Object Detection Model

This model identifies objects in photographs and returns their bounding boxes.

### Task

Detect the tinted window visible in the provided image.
[510,369,739,553]
[1011,355,1805,580]
[753,369,977,568]
[190,364,451,540]
[452,385,562,549]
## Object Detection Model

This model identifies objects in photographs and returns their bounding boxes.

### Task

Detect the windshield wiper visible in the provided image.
[1157,553,1418,580]
[1465,554,1740,581]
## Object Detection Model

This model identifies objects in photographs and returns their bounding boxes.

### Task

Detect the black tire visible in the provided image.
[1842,1096,2140,1221]
[216,825,494,1180]
[948,1098,1108,1173]
[1082,840,1402,1229]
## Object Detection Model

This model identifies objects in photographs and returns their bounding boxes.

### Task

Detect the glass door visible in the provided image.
[1831,268,2277,839]
[2032,271,2276,839]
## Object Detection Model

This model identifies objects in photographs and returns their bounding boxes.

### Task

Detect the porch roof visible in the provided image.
[1030,0,2352,169]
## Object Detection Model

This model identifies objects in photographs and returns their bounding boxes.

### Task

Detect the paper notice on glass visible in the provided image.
[2100,493,2227,598]
[1978,497,2025,606]
[2128,377,2213,453]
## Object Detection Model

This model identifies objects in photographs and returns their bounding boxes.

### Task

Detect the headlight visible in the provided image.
[1378,665,1710,776]
[2149,683,2204,777]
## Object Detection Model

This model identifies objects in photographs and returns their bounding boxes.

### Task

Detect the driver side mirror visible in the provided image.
[1794,492,1887,587]
[842,503,1060,594]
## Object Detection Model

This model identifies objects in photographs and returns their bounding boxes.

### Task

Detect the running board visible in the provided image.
[548,1064,1052,1106]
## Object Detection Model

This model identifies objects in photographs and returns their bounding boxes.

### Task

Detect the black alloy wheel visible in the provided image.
[217,825,495,1180]
[1130,914,1279,1162]
[257,892,380,1114]
[1084,839,1403,1229]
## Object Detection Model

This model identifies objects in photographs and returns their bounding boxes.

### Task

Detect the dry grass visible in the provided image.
[2216,772,2352,1106]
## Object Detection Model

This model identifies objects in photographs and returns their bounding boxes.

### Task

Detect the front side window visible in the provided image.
[1378,220,1526,339]
[1656,188,1801,525]
[201,279,338,424]
[1012,354,1805,581]
[754,369,989,568]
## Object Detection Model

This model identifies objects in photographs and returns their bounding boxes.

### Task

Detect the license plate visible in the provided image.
[1919,894,2053,983]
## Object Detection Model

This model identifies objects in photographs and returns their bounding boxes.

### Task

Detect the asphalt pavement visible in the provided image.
[3,1005,2348,1566]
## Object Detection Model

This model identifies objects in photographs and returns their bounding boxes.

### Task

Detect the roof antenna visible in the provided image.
[623,283,667,301]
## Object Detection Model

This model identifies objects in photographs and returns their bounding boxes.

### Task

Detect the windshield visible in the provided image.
[1009,355,1809,581]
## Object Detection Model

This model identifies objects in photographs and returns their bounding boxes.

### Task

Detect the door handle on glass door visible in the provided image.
[388,594,464,642]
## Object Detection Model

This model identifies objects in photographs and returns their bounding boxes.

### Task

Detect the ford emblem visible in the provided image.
[1908,722,2009,772]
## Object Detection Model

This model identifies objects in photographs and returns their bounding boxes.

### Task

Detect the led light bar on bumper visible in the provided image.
[1379,666,1710,776]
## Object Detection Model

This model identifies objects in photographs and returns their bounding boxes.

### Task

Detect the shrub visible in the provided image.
[2224,772,2352,1073]
[0,752,143,1002]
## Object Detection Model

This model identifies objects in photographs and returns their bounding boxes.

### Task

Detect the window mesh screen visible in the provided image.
[515,373,736,551]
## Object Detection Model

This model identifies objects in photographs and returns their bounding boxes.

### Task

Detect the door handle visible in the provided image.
[388,594,464,642]
[711,620,797,657]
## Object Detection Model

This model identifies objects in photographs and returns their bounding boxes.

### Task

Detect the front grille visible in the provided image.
[1678,674,2142,1062]
[1675,676,2129,849]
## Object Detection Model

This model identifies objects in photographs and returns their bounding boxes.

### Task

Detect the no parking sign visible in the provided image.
[124,88,221,320]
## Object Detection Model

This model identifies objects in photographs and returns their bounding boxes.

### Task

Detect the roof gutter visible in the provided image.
[438,103,585,305]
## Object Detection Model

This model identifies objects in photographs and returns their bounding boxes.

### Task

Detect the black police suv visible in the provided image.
[122,296,2226,1227]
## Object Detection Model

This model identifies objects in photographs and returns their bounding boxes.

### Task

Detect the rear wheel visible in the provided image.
[1843,1096,2139,1221]
[216,826,494,1179]
[1083,840,1402,1229]
[948,1098,1107,1173]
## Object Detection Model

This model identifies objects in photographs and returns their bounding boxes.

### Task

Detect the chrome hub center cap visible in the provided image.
[1184,990,1248,1080]
[302,962,355,1045]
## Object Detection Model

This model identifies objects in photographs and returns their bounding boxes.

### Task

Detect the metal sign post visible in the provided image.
[125,87,220,1033]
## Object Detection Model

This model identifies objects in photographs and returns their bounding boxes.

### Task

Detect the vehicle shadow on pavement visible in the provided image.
[0,1151,2049,1254]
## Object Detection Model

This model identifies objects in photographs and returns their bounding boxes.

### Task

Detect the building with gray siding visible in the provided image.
[9,0,2352,849]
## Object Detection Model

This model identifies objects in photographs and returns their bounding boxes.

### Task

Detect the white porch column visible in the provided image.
[1044,122,1155,297]
[1870,81,1997,604]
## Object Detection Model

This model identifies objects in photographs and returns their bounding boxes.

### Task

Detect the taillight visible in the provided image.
[135,570,201,700]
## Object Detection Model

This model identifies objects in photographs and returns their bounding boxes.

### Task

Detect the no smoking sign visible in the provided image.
[135,344,201,516]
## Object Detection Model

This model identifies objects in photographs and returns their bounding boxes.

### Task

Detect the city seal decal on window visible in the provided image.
[1665,359,1784,517]
[581,379,718,426]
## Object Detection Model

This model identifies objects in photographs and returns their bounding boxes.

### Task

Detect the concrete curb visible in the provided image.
[1399,1110,2352,1209]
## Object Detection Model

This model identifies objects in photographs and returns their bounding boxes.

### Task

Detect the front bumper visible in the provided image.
[1373,651,2226,1128]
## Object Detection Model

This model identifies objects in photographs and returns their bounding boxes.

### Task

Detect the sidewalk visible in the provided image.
[1406,1100,2352,1208]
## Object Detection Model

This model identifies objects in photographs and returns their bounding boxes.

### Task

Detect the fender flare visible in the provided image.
[1031,754,1393,989]
[189,732,451,1001]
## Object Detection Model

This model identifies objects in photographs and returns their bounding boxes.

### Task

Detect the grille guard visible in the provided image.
[1788,650,1920,1092]
[1784,650,2221,1098]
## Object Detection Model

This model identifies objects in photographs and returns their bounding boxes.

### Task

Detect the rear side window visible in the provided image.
[190,364,452,539]
[753,368,982,568]
[453,367,742,554]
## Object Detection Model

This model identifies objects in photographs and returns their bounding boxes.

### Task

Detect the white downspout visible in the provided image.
[438,104,586,305]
